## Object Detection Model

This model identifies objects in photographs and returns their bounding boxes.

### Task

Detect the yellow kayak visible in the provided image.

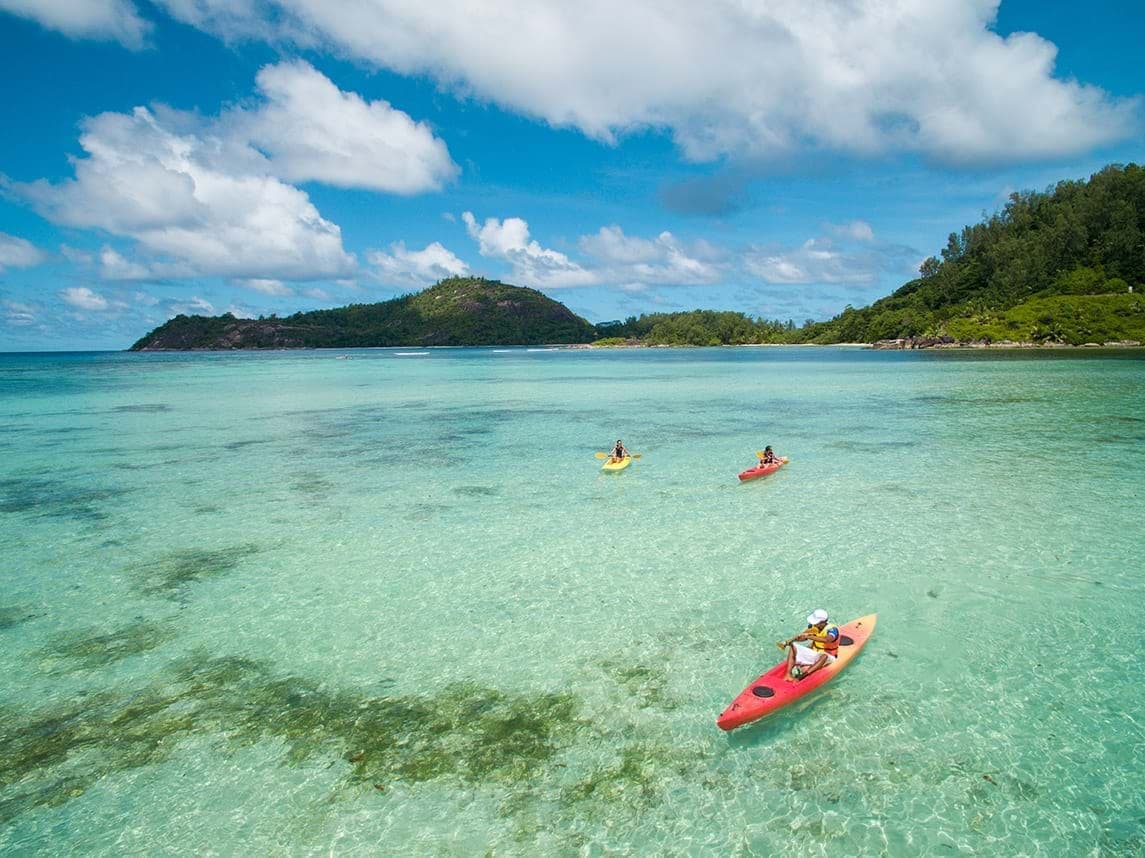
[601,456,631,472]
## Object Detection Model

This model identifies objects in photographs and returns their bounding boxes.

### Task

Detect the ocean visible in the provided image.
[1,346,1142,855]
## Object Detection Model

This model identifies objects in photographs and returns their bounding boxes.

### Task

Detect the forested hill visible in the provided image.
[132,165,1145,350]
[130,278,598,350]
[801,163,1145,345]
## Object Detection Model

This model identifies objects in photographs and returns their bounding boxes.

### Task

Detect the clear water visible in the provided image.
[1,347,1142,856]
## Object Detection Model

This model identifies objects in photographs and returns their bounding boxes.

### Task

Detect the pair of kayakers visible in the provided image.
[778,609,838,681]
[607,441,783,467]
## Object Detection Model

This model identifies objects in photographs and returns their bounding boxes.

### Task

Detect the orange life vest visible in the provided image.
[808,622,840,655]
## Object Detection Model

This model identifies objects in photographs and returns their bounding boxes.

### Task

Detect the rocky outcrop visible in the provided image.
[871,336,956,350]
[872,336,1142,350]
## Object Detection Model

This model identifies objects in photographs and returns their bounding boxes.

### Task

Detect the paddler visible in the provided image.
[608,439,631,463]
[759,446,780,466]
[778,609,839,681]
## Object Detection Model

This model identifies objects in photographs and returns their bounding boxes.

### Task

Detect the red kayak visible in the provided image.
[738,456,788,482]
[716,613,877,730]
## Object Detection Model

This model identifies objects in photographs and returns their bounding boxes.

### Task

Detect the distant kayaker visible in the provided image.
[608,439,631,462]
[759,446,780,466]
[778,609,839,681]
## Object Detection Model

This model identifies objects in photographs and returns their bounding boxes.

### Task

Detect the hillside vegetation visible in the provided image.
[131,278,597,350]
[800,163,1145,345]
[130,165,1145,350]
[594,311,799,346]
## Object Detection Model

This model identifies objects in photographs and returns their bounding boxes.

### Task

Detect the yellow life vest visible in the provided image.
[808,623,840,655]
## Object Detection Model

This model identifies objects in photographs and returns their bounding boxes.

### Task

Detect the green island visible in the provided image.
[131,163,1145,351]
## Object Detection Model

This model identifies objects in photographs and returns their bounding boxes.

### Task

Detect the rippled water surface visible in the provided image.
[1,346,1143,855]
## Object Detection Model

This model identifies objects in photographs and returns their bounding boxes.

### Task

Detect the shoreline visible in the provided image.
[112,339,1145,354]
[579,340,1144,351]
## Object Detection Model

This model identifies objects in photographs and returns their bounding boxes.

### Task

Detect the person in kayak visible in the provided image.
[759,446,780,466]
[779,609,839,681]
[608,440,631,462]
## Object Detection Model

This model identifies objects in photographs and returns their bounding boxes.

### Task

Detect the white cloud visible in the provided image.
[60,245,95,265]
[579,226,721,285]
[100,247,152,280]
[17,106,357,282]
[154,0,1138,164]
[302,287,330,300]
[60,286,111,311]
[462,212,596,288]
[228,60,458,194]
[579,225,662,265]
[13,62,458,286]
[0,0,150,48]
[171,296,215,315]
[368,240,468,286]
[153,0,305,43]
[0,233,47,271]
[745,237,880,285]
[828,220,875,242]
[236,278,294,295]
[1,299,37,326]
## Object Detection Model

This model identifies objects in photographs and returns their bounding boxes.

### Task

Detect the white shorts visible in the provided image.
[793,644,836,667]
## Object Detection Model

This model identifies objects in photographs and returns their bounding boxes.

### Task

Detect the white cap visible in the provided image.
[807,609,829,625]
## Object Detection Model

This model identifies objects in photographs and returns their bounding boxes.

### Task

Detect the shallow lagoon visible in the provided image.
[1,346,1143,855]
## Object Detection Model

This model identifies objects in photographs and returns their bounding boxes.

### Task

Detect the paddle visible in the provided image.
[595,452,642,459]
[755,452,789,462]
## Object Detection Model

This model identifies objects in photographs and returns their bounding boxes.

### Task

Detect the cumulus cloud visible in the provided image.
[12,61,459,286]
[579,226,722,285]
[0,0,150,48]
[153,0,1137,164]
[99,247,152,280]
[168,295,214,315]
[0,233,47,271]
[1,299,37,326]
[828,220,875,242]
[230,60,458,193]
[462,212,596,288]
[60,286,111,311]
[745,237,882,286]
[368,240,468,287]
[236,278,294,295]
[16,106,357,282]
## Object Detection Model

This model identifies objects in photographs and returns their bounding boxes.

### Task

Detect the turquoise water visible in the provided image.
[1,346,1143,855]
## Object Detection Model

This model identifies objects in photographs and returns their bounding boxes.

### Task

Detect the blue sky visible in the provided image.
[0,0,1141,350]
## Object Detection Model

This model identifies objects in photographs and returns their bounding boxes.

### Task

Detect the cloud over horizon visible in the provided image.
[8,62,460,285]
[0,233,48,271]
[231,60,459,194]
[143,0,1140,165]
[15,105,357,282]
[0,0,150,48]
[463,212,597,289]
[368,241,469,287]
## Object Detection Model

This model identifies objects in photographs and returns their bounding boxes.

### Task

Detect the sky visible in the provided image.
[0,0,1141,350]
